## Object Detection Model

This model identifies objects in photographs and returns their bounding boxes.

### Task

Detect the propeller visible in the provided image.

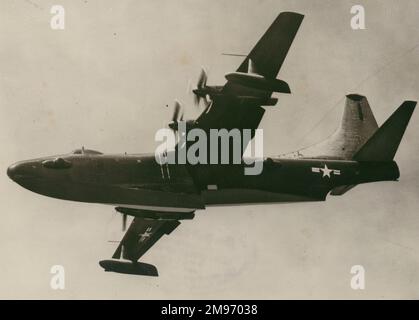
[172,100,181,121]
[192,67,210,108]
[197,67,207,89]
[168,100,184,131]
[171,100,184,122]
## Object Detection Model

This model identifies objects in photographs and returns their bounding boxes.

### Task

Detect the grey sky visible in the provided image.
[0,0,418,299]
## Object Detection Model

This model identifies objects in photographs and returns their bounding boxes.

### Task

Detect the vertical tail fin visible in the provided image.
[354,101,416,161]
[293,94,379,159]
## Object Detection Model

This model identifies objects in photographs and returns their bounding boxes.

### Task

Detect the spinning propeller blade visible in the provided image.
[192,67,209,108]
[197,67,207,89]
[171,100,182,122]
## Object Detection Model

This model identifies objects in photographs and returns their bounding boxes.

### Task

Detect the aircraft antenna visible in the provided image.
[221,53,247,57]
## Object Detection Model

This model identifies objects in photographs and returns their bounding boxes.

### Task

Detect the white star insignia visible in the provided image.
[138,227,153,243]
[312,165,341,178]
[320,164,332,178]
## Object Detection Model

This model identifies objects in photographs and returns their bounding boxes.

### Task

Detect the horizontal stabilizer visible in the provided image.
[354,101,416,161]
[330,184,356,196]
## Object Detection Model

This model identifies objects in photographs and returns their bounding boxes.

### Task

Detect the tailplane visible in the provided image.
[354,101,416,161]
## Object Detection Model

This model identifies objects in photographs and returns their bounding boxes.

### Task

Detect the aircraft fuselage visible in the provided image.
[7,152,400,211]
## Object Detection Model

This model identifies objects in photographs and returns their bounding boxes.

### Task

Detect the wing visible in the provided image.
[99,208,194,276]
[195,12,304,137]
[111,217,180,262]
[235,12,304,79]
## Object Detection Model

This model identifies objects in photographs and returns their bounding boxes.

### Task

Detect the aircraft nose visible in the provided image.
[7,160,44,192]
[7,162,29,182]
[7,163,17,180]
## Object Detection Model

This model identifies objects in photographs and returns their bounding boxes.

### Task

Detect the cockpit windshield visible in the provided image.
[71,148,103,155]
[42,157,72,169]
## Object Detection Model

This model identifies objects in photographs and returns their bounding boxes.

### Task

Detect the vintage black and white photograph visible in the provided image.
[1,0,418,303]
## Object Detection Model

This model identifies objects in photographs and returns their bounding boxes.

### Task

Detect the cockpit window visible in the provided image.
[42,158,72,169]
[71,148,103,155]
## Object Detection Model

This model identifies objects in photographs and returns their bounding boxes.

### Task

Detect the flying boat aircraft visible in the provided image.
[7,12,416,276]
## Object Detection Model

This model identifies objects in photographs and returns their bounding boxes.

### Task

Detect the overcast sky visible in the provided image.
[1,0,418,299]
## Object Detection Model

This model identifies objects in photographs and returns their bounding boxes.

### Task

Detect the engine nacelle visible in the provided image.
[225,72,291,93]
